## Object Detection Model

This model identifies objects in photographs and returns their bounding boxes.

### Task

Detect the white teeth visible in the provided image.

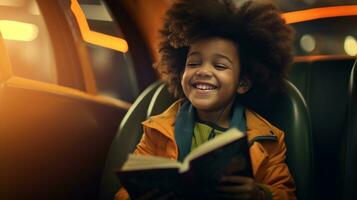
[194,84,216,90]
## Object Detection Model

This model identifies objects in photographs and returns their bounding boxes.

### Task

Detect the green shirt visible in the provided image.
[191,122,228,151]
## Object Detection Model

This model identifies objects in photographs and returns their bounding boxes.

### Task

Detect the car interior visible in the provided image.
[0,0,356,200]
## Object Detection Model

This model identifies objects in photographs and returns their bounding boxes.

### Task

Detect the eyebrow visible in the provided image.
[187,52,234,65]
[214,54,234,65]
[187,52,200,58]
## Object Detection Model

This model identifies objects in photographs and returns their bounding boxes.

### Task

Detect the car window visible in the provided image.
[0,0,57,83]
[292,16,357,57]
[233,0,357,57]
[76,0,139,103]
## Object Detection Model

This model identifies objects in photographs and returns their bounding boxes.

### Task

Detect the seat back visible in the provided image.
[146,83,177,118]
[344,58,357,200]
[253,81,314,200]
[289,58,355,199]
[99,81,162,200]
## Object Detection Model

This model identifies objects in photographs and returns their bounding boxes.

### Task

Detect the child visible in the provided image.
[116,0,296,199]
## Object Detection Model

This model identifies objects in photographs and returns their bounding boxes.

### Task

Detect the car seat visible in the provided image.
[343,58,357,200]
[100,80,314,200]
[99,81,162,200]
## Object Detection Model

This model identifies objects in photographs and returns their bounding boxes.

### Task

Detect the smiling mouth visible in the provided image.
[192,83,218,90]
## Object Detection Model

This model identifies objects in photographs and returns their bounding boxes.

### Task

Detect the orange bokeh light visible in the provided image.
[283,5,357,24]
[70,0,128,53]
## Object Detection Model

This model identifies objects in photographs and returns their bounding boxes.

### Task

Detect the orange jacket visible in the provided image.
[116,100,296,200]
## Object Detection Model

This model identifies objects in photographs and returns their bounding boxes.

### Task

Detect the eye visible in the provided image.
[214,64,228,70]
[186,62,201,67]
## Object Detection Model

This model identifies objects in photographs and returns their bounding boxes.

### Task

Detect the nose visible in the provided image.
[195,63,213,77]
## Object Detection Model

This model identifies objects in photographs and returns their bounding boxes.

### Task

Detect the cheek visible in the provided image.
[219,73,239,88]
[180,70,191,95]
[180,72,187,87]
[181,69,193,85]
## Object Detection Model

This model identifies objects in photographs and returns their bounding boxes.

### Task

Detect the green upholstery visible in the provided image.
[343,59,357,200]
[146,83,177,118]
[253,81,314,200]
[289,59,355,200]
[99,81,162,200]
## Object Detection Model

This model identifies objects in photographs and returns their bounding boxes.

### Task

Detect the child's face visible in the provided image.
[181,37,242,112]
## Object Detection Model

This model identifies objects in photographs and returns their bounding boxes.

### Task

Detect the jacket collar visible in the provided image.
[173,98,247,161]
[245,109,278,145]
[142,99,278,145]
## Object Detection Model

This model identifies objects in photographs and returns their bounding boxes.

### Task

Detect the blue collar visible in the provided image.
[174,97,246,161]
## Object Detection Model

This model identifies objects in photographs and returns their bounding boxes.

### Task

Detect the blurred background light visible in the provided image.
[80,2,113,21]
[100,91,120,99]
[71,0,128,53]
[300,34,316,53]
[344,35,357,56]
[0,0,26,7]
[0,20,39,41]
[28,0,41,15]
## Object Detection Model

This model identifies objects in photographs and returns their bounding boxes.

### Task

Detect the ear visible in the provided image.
[237,78,252,94]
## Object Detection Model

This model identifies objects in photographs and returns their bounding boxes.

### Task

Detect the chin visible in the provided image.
[190,100,220,111]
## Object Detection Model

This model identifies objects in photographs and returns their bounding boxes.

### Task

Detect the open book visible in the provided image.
[117,128,252,199]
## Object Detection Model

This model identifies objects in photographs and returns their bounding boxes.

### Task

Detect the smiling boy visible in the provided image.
[116,0,296,199]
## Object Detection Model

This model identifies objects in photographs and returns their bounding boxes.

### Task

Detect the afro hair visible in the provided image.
[155,0,294,104]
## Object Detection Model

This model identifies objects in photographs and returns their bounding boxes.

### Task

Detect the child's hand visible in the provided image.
[215,176,265,200]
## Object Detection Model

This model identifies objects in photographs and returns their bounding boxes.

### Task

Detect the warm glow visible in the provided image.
[80,3,113,21]
[300,34,316,53]
[0,20,39,41]
[0,0,26,7]
[294,55,353,62]
[344,36,357,56]
[70,0,128,53]
[283,5,357,24]
[28,0,41,15]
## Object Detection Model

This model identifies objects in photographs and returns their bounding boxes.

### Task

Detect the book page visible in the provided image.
[180,128,244,173]
[121,154,182,171]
